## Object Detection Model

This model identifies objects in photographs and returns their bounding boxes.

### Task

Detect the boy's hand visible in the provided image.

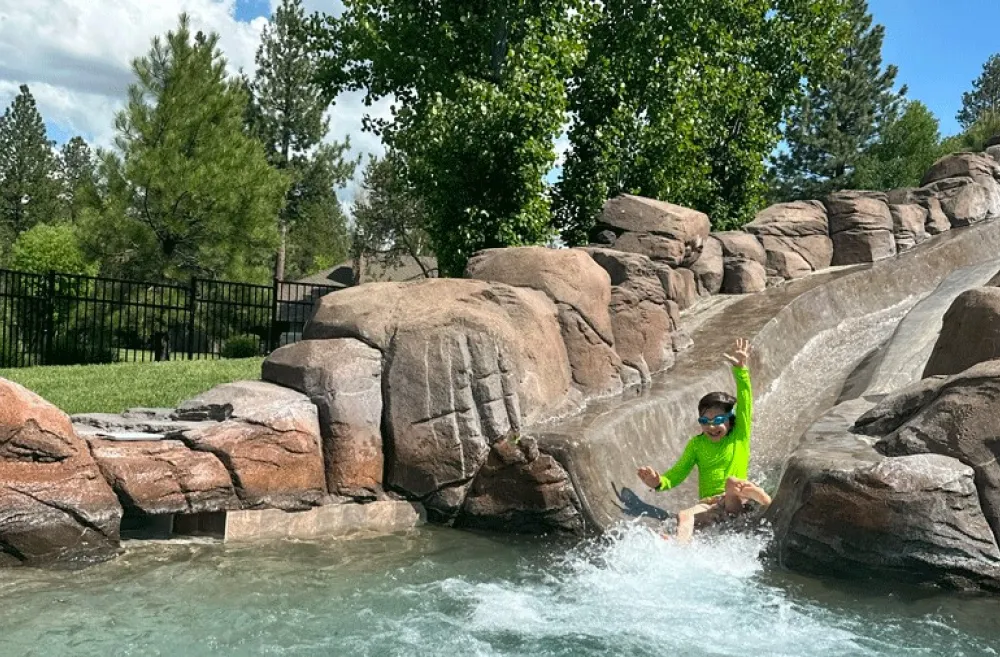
[638,466,661,490]
[723,337,752,368]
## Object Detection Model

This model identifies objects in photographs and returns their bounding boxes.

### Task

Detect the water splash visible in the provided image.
[1,525,997,656]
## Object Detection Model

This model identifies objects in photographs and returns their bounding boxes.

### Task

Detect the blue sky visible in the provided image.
[871,0,1000,136]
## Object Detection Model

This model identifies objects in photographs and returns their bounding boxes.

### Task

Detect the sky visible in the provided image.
[0,0,997,203]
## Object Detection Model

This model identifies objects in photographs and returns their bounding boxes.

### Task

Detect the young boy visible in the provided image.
[637,337,771,543]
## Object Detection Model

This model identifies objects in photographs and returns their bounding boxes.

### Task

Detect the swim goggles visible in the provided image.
[698,412,735,426]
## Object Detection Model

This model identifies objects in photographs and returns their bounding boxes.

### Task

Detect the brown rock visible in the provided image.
[721,259,766,294]
[986,145,1000,165]
[876,361,1000,549]
[825,191,897,265]
[745,202,833,278]
[887,188,951,235]
[178,381,326,510]
[596,195,711,266]
[89,439,238,515]
[465,247,614,342]
[921,152,1000,188]
[0,378,121,566]
[767,400,1000,592]
[923,177,996,226]
[922,287,1000,377]
[688,235,723,296]
[608,286,674,384]
[305,279,575,499]
[652,264,698,310]
[262,339,384,498]
[853,375,948,437]
[715,232,766,264]
[583,248,666,305]
[889,204,928,251]
[466,247,626,399]
[458,434,584,534]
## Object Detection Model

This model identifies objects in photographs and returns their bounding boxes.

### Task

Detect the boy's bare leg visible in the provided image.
[724,477,771,514]
[674,501,720,544]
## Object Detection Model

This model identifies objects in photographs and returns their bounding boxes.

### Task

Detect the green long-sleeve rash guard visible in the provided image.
[657,366,752,500]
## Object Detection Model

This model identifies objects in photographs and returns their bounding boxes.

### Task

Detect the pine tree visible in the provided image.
[852,100,942,191]
[104,14,288,282]
[0,84,60,241]
[771,0,903,201]
[59,136,99,223]
[249,0,354,280]
[957,54,1000,130]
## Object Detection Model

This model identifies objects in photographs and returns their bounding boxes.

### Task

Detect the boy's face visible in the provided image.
[699,405,731,441]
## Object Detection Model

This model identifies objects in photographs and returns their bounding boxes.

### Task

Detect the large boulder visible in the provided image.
[922,287,1000,377]
[457,434,584,534]
[987,145,1000,165]
[595,194,711,267]
[767,399,1000,591]
[262,339,384,498]
[921,153,1000,218]
[715,231,766,264]
[721,259,766,294]
[304,279,576,499]
[872,361,1000,551]
[466,247,625,399]
[889,203,928,251]
[745,201,832,280]
[824,191,896,265]
[89,439,239,515]
[0,378,122,566]
[888,188,951,235]
[176,381,326,510]
[922,176,997,227]
[584,248,677,383]
[687,235,723,296]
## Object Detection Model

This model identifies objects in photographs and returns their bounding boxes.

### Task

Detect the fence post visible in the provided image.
[186,277,197,360]
[269,277,280,353]
[43,270,56,365]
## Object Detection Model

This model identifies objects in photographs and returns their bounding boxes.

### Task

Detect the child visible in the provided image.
[637,337,771,543]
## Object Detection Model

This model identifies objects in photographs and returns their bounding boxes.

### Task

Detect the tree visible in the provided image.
[852,100,942,191]
[313,0,590,276]
[249,0,354,280]
[0,85,60,243]
[957,54,1000,130]
[556,0,852,243]
[941,109,1000,154]
[101,15,288,282]
[10,223,96,276]
[351,152,433,282]
[59,136,99,223]
[771,0,903,201]
[282,143,354,279]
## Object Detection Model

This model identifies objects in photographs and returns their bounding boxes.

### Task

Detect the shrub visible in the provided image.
[221,334,262,359]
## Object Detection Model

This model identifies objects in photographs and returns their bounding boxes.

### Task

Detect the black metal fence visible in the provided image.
[0,268,340,368]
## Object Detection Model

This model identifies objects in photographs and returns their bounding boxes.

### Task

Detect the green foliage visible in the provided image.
[557,0,852,242]
[941,110,1000,154]
[10,223,96,276]
[314,0,589,276]
[0,85,60,242]
[99,15,288,283]
[248,0,355,280]
[59,136,100,223]
[957,54,1000,130]
[352,152,433,279]
[770,0,902,202]
[220,334,262,359]
[852,101,943,191]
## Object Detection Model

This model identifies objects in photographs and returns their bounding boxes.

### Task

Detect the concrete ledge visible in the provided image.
[223,501,426,543]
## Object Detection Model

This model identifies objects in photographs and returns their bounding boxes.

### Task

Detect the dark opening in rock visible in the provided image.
[119,510,226,540]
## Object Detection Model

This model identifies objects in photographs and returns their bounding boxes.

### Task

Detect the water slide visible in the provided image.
[536,219,1000,531]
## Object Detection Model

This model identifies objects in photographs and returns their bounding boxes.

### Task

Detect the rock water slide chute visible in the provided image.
[535,218,1000,533]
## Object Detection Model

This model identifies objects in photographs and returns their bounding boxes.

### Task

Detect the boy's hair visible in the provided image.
[698,391,736,416]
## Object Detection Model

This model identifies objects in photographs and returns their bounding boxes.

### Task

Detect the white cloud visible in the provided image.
[0,0,382,206]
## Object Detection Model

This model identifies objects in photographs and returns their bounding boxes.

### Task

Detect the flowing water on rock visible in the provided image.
[2,525,998,656]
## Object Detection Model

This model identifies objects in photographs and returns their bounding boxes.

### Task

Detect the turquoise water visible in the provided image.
[1,524,998,656]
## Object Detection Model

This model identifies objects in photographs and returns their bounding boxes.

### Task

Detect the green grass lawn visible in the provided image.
[0,357,265,415]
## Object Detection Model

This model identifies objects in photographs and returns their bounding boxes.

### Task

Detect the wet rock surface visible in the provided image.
[1,378,122,566]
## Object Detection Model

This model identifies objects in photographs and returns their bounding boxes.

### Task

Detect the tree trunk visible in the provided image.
[275,220,287,281]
